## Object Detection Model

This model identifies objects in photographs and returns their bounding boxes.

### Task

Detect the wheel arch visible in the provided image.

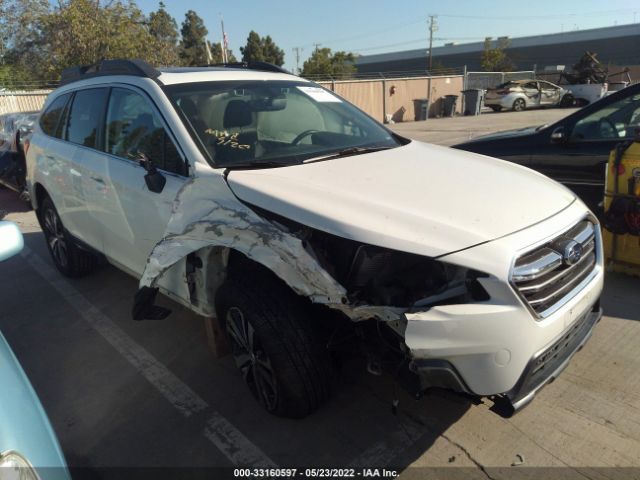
[182,245,314,318]
[33,182,49,211]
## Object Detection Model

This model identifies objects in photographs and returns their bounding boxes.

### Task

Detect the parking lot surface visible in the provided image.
[389,107,580,146]
[1,109,640,478]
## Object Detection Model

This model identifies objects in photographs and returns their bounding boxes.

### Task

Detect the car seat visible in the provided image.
[219,100,257,163]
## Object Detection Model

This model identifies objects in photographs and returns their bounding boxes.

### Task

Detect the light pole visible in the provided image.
[426,15,437,117]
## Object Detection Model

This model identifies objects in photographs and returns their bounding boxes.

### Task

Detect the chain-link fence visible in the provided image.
[465,71,535,90]
[302,66,465,82]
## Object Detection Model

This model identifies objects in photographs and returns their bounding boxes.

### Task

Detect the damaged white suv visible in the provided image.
[27,60,604,418]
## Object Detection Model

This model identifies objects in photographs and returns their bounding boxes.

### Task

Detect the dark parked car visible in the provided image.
[454,83,640,212]
[0,111,38,201]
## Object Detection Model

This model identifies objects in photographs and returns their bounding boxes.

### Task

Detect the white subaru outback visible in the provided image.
[27,60,603,418]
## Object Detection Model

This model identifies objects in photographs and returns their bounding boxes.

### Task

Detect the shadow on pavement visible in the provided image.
[0,187,31,217]
[601,271,640,322]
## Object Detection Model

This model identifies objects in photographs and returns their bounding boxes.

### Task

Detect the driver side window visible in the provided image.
[105,88,186,175]
[571,94,640,141]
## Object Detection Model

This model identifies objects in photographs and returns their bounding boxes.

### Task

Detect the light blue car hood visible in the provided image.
[0,331,70,478]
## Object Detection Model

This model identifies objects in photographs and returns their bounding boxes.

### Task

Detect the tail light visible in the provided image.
[23,139,30,155]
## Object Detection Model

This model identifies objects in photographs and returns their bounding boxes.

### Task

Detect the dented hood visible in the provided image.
[226,141,575,258]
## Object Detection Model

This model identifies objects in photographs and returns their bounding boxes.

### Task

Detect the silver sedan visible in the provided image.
[484,80,573,112]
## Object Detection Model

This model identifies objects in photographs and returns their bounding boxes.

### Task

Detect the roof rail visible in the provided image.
[60,59,161,86]
[203,61,291,75]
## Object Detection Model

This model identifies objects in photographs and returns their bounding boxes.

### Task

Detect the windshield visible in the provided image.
[165,80,401,168]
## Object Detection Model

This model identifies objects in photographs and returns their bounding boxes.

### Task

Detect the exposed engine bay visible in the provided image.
[254,205,490,311]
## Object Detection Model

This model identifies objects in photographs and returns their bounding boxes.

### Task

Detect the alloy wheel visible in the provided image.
[225,306,279,411]
[43,207,68,269]
[514,99,526,111]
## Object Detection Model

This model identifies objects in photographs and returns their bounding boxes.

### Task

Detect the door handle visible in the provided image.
[90,176,105,184]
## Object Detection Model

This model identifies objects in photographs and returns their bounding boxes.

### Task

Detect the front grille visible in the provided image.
[512,220,598,317]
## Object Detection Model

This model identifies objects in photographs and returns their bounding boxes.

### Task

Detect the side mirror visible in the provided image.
[550,126,567,144]
[138,153,166,194]
[0,221,24,262]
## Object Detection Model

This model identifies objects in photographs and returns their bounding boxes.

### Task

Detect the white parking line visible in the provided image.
[21,245,277,467]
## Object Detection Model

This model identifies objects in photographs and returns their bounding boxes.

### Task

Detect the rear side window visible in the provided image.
[66,88,108,148]
[40,93,71,137]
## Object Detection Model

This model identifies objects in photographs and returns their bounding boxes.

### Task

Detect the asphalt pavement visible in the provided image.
[1,108,640,479]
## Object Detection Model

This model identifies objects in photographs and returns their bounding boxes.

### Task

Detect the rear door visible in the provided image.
[63,87,110,250]
[92,86,189,276]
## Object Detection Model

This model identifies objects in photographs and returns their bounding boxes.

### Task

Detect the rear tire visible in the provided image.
[215,274,331,418]
[512,98,526,111]
[40,196,97,277]
[490,106,502,112]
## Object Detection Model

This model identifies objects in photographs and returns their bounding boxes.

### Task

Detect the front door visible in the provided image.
[530,91,640,211]
[521,81,541,107]
[539,81,561,106]
[89,86,190,276]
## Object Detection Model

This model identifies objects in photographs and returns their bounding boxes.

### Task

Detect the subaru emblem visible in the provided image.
[562,240,583,265]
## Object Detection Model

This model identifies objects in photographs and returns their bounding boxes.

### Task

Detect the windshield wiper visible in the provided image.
[303,146,393,164]
[223,160,301,170]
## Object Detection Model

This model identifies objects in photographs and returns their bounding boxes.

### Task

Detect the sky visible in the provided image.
[135,0,640,72]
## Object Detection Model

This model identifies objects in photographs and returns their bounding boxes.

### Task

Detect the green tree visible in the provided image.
[301,48,356,79]
[148,1,179,65]
[33,0,162,78]
[179,9,208,66]
[208,40,237,64]
[240,31,284,66]
[1,0,50,78]
[480,37,513,72]
[260,35,284,66]
[0,63,31,89]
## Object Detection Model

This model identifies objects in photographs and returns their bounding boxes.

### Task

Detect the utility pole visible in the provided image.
[313,43,321,68]
[292,47,303,75]
[426,15,438,116]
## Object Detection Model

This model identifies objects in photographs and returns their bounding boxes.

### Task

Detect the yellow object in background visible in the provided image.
[603,141,640,276]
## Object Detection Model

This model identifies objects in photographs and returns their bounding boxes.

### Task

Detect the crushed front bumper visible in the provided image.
[407,300,602,417]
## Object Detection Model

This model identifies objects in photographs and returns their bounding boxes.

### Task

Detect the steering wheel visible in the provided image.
[598,118,618,138]
[291,129,320,145]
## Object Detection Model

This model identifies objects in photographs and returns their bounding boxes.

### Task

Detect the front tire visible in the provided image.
[40,196,97,277]
[512,98,526,111]
[559,94,574,108]
[215,275,331,418]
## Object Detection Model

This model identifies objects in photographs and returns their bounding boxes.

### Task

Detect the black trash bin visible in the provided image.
[442,95,458,117]
[462,89,484,116]
[413,99,430,121]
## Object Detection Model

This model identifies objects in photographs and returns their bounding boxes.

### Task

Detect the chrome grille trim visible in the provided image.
[517,242,595,294]
[511,218,600,319]
[512,248,563,282]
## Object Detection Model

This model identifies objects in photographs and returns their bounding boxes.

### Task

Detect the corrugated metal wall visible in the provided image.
[319,75,465,123]
[0,90,51,115]
[331,80,384,122]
